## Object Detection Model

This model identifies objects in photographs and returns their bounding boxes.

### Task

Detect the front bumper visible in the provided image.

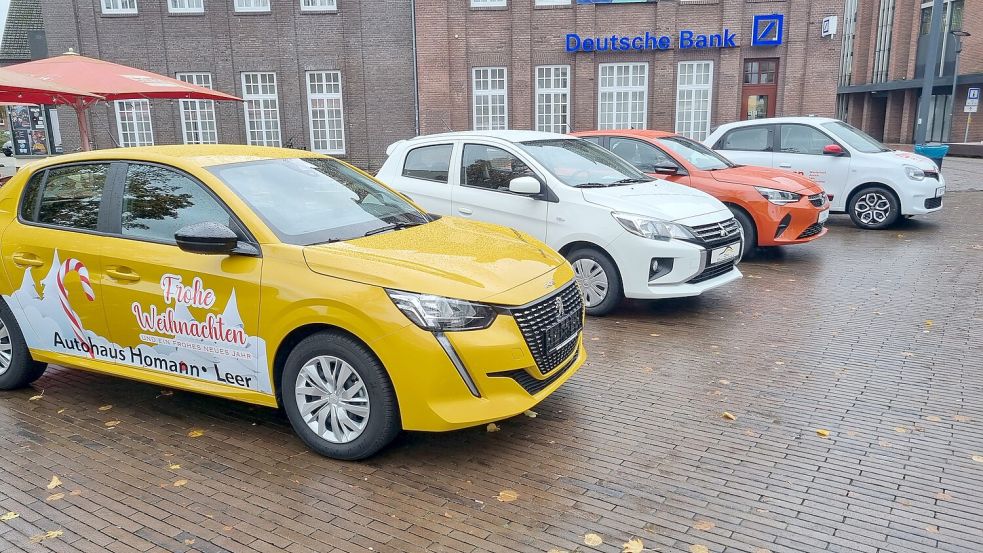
[757,198,830,246]
[899,175,945,215]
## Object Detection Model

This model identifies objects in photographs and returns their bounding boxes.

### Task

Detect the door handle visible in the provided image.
[778,163,792,168]
[457,207,473,215]
[106,266,141,282]
[11,252,43,267]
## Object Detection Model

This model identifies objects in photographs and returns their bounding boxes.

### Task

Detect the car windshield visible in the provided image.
[517,138,653,187]
[822,121,892,153]
[210,157,429,245]
[658,136,734,170]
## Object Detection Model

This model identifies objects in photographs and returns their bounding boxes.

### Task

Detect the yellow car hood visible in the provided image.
[303,217,567,303]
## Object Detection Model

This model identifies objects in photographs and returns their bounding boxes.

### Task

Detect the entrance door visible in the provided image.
[741,59,778,120]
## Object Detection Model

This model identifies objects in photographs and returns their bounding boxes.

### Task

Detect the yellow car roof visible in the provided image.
[25,144,328,171]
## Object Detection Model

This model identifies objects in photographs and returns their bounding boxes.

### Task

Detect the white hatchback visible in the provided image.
[705,117,945,229]
[377,131,742,316]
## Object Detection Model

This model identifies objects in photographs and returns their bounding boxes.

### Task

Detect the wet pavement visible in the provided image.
[1,177,982,552]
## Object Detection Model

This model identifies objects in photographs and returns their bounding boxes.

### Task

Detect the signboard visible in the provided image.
[751,14,784,46]
[966,87,980,113]
[6,105,51,156]
[822,16,838,37]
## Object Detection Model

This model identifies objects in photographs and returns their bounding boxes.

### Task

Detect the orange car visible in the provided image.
[573,130,830,257]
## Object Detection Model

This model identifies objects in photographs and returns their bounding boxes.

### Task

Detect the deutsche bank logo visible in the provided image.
[752,14,784,46]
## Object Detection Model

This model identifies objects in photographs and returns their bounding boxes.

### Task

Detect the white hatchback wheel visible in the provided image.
[854,191,892,225]
[295,355,370,444]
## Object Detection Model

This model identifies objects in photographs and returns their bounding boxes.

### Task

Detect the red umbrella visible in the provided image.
[0,67,104,105]
[4,50,241,150]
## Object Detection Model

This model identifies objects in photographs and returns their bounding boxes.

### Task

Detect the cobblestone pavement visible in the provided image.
[1,190,982,553]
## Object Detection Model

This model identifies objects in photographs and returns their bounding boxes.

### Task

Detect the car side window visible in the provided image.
[779,124,835,155]
[718,126,771,152]
[609,137,676,172]
[18,171,45,222]
[121,163,233,244]
[461,144,534,192]
[580,136,602,145]
[402,144,454,183]
[33,164,110,231]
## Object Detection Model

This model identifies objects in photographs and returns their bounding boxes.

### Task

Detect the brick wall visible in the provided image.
[40,0,418,170]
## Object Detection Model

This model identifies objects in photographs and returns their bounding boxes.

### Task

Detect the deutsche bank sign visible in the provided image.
[564,14,784,53]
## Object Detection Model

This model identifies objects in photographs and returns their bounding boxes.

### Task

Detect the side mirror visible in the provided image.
[175,222,239,255]
[823,144,846,156]
[652,165,680,175]
[509,176,542,195]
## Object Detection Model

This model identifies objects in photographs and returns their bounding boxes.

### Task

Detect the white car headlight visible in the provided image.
[612,212,696,241]
[755,187,802,205]
[387,290,496,331]
[904,165,925,181]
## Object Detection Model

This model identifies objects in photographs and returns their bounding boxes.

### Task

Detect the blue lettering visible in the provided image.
[596,37,609,51]
[695,34,708,48]
[645,31,658,50]
[724,29,737,47]
[710,33,721,48]
[659,36,671,49]
[632,36,643,50]
[679,30,694,49]
[620,37,631,50]
[566,33,581,52]
[583,38,595,52]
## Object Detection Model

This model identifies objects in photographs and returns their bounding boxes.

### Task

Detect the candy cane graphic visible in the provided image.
[56,258,96,358]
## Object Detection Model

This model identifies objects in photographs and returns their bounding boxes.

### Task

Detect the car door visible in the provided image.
[713,124,774,168]
[451,142,549,240]
[391,143,455,215]
[608,136,690,185]
[97,161,272,395]
[0,162,117,362]
[775,124,850,198]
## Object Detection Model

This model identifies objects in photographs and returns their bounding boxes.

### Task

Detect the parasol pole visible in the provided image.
[73,99,92,151]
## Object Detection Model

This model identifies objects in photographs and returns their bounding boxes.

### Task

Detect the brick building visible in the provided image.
[837,0,980,144]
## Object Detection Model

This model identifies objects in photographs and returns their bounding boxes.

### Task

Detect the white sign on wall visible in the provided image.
[966,87,980,113]
[822,16,838,37]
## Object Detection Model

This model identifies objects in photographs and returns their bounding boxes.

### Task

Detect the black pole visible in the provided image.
[914,0,945,144]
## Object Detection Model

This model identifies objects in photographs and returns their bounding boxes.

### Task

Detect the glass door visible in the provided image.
[741,59,778,120]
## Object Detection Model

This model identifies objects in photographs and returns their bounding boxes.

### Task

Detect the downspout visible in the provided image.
[410,0,420,135]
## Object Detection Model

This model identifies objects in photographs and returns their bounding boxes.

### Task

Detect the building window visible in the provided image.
[472,67,508,131]
[471,0,507,7]
[301,0,336,10]
[177,73,218,144]
[534,0,570,5]
[872,0,895,83]
[535,65,570,133]
[839,0,858,86]
[115,100,154,147]
[168,0,203,12]
[675,61,713,141]
[102,0,138,14]
[306,71,345,154]
[241,72,281,146]
[598,63,648,130]
[744,59,777,85]
[234,0,270,12]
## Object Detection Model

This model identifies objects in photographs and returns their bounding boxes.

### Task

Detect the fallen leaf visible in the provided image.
[925,415,942,422]
[690,545,710,553]
[936,491,952,501]
[926,525,939,534]
[523,410,538,418]
[486,423,500,433]
[816,429,830,438]
[442,512,453,518]
[47,475,62,489]
[972,454,983,463]
[29,530,63,543]
[722,412,736,421]
[187,429,205,438]
[57,408,66,414]
[895,426,907,434]
[98,405,113,411]
[158,389,174,397]
[547,549,569,553]
[168,463,181,470]
[496,489,518,502]
[642,367,654,373]
[902,351,914,357]
[173,479,188,487]
[954,415,971,422]
[46,492,64,501]
[29,391,44,401]
[0,512,19,521]
[846,430,858,437]
[718,379,730,385]
[105,420,121,428]
[649,333,661,337]
[879,439,892,448]
[69,490,81,496]
[925,320,933,328]
[693,520,715,531]
[774,361,784,365]
[584,533,603,547]
[184,539,196,545]
[622,537,644,553]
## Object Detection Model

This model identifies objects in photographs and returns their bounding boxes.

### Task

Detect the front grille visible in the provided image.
[808,193,827,207]
[925,196,942,209]
[509,283,584,375]
[689,218,742,247]
[797,222,825,239]
[688,260,736,284]
[490,355,578,396]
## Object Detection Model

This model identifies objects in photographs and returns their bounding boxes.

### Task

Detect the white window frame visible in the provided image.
[300,0,337,11]
[102,0,138,14]
[306,71,346,155]
[597,62,648,130]
[177,72,218,145]
[471,0,507,7]
[472,67,508,131]
[234,0,270,13]
[535,65,570,133]
[115,100,154,147]
[241,72,281,147]
[675,61,714,141]
[534,0,570,5]
[168,0,203,13]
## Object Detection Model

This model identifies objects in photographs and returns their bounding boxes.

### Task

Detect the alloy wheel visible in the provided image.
[854,191,892,226]
[572,258,609,308]
[294,355,370,444]
[0,320,11,376]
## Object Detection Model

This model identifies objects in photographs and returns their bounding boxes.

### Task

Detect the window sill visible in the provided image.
[167,12,206,16]
[469,6,509,11]
[100,12,140,17]
[533,5,573,10]
[300,9,339,13]
[233,10,272,15]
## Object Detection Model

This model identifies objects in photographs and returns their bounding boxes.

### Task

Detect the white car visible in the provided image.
[705,117,945,229]
[377,131,742,316]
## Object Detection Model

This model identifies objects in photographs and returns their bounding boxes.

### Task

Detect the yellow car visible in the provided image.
[0,145,586,459]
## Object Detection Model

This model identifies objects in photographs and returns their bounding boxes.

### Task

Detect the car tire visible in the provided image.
[281,330,400,460]
[729,208,757,259]
[567,248,622,317]
[848,186,900,229]
[0,300,47,390]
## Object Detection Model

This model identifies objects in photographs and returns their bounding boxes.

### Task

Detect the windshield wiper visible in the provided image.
[573,182,613,188]
[362,221,425,237]
[611,178,650,184]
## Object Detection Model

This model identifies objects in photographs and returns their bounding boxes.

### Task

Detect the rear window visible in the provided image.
[402,144,453,183]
